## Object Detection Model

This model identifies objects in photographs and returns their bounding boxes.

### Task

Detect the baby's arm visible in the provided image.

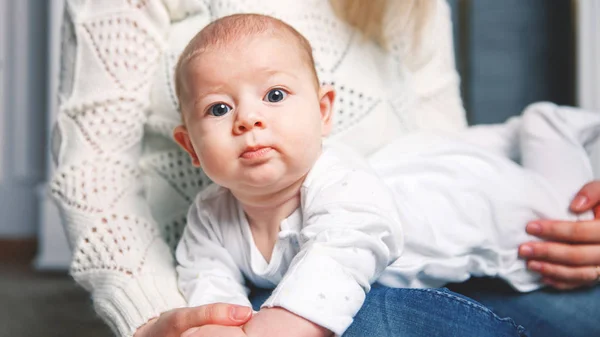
[259,165,403,336]
[178,199,329,337]
[179,308,327,337]
[242,308,332,337]
[176,194,252,310]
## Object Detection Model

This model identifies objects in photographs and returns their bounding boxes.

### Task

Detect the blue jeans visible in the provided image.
[448,278,600,337]
[249,284,528,337]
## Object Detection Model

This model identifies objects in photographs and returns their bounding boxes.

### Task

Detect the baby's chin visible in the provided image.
[233,168,301,193]
[238,170,288,190]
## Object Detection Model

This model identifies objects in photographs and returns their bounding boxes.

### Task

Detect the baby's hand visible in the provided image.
[181,325,248,337]
[242,308,332,337]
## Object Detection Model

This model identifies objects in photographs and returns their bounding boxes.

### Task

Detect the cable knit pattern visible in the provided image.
[51,0,465,336]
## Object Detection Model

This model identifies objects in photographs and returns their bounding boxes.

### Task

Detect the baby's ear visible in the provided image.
[318,85,335,136]
[173,125,201,167]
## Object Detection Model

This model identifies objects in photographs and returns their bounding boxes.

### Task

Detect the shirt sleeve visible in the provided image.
[261,167,403,335]
[50,1,209,336]
[405,0,468,131]
[176,197,252,308]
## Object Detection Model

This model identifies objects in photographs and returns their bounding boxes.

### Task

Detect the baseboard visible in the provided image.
[0,238,37,263]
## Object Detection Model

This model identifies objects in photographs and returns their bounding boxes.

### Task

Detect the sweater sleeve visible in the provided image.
[50,1,204,336]
[261,164,403,335]
[403,0,468,131]
[175,198,251,309]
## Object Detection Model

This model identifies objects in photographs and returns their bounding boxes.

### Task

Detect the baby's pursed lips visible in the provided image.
[243,145,266,152]
[239,145,273,159]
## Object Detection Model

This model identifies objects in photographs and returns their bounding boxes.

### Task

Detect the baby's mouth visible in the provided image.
[240,146,273,159]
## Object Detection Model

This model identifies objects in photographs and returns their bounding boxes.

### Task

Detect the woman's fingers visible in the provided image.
[520,180,600,289]
[176,304,252,327]
[541,278,585,290]
[525,219,600,243]
[134,304,252,337]
[520,218,600,287]
[527,260,599,285]
[159,304,251,336]
[570,181,600,216]
[519,241,600,266]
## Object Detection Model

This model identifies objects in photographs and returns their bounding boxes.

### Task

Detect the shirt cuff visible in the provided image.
[261,248,367,336]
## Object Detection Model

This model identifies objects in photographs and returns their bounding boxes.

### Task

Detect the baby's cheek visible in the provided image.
[197,144,228,173]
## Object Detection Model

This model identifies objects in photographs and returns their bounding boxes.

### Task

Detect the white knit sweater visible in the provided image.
[50,0,465,336]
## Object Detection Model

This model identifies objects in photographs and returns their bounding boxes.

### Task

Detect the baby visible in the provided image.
[173,13,600,337]
[173,13,403,337]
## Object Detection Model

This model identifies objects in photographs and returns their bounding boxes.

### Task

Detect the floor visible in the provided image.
[0,261,112,337]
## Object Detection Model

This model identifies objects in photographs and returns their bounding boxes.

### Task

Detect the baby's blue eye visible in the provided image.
[264,89,287,103]
[208,103,231,116]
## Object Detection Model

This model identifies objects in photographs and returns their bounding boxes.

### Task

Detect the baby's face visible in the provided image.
[177,35,333,194]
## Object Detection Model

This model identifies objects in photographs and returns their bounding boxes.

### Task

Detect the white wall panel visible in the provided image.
[577,0,600,111]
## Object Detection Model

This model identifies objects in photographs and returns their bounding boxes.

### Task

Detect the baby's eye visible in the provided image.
[263,88,287,103]
[208,103,232,116]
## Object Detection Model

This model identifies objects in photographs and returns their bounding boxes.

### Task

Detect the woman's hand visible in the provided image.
[134,303,252,337]
[519,181,600,290]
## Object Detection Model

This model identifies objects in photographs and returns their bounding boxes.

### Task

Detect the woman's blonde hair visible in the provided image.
[329,0,435,50]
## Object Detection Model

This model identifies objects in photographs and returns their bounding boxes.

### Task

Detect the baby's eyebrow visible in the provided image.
[261,68,299,81]
[191,85,227,109]
[196,82,227,96]
[192,96,216,110]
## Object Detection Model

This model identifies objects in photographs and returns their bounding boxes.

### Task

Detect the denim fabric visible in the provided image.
[449,278,600,337]
[249,284,528,337]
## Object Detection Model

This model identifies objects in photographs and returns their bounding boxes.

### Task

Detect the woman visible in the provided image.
[51,0,600,336]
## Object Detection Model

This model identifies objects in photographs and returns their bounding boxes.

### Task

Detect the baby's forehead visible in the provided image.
[176,14,319,103]
[198,14,304,47]
[186,15,313,66]
[200,30,306,58]
[185,32,312,75]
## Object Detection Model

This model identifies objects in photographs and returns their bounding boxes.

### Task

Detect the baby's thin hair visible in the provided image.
[175,13,319,115]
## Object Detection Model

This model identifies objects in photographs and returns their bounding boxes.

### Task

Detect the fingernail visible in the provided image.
[230,307,252,321]
[520,245,534,257]
[526,223,542,235]
[572,195,589,210]
[528,261,542,271]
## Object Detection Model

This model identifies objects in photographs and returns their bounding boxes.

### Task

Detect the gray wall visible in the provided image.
[449,0,575,125]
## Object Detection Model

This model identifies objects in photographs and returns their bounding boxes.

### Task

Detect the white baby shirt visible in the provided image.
[176,144,404,335]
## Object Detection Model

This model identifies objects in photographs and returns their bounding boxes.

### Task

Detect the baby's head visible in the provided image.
[173,14,335,196]
[175,14,321,107]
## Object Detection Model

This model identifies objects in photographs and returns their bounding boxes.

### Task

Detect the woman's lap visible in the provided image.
[448,278,600,337]
[249,285,527,337]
